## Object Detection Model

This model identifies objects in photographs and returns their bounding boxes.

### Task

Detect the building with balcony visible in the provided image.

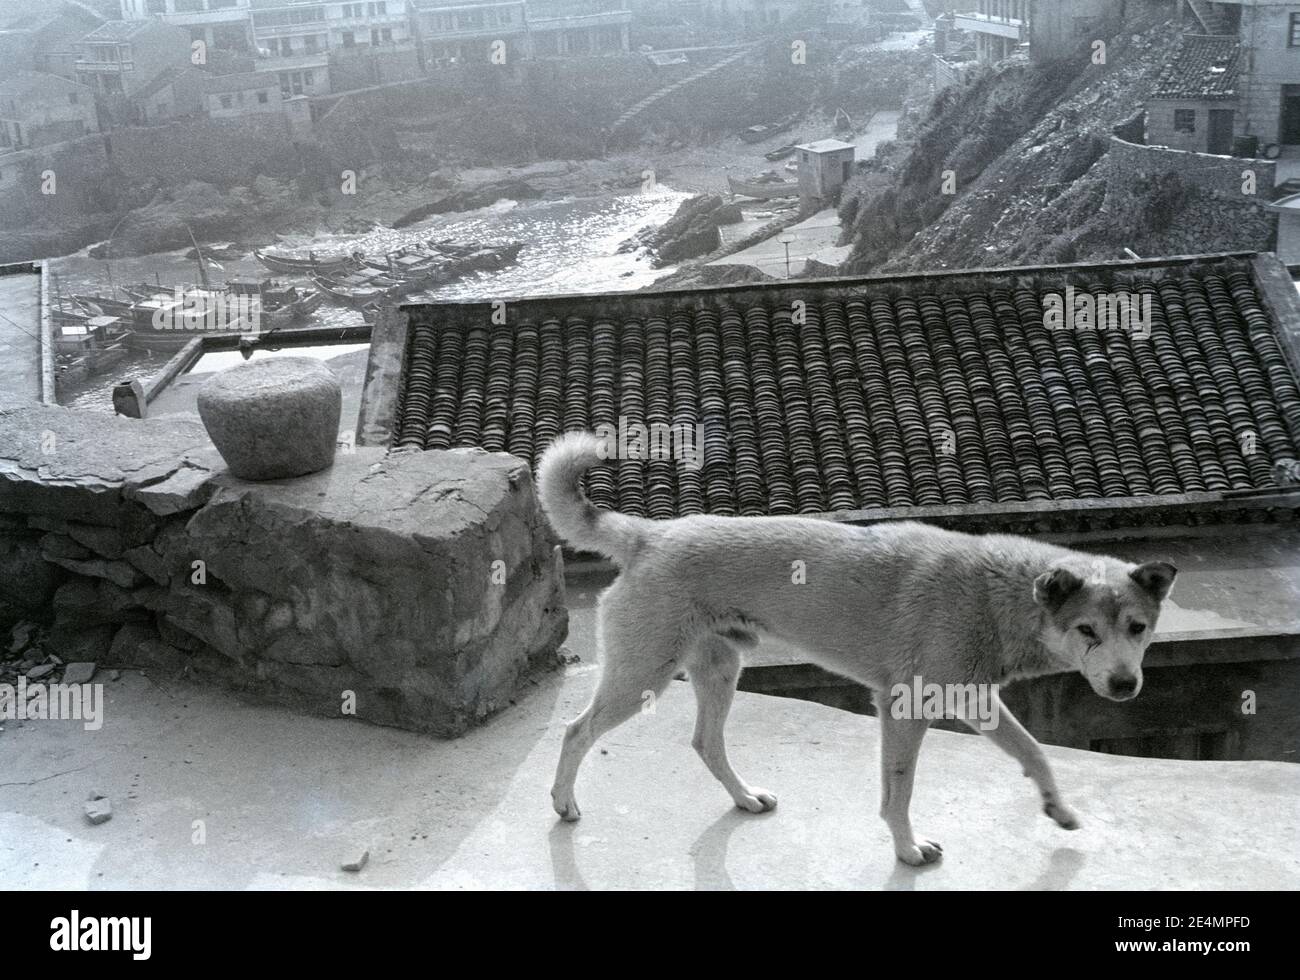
[412,0,628,64]
[248,0,418,59]
[0,71,98,151]
[119,0,256,52]
[945,0,1117,65]
[951,0,1028,63]
[527,1,630,56]
[74,18,194,97]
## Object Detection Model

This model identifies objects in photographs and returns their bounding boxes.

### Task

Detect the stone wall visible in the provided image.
[0,406,567,736]
[1107,133,1274,201]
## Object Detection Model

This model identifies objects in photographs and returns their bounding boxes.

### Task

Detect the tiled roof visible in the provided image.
[387,255,1300,526]
[1152,34,1241,101]
[82,19,153,42]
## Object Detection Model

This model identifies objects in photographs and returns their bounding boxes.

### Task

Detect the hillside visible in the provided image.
[838,12,1275,273]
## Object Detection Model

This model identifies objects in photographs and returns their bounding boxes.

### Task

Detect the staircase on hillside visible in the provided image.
[1185,0,1231,35]
[608,44,760,137]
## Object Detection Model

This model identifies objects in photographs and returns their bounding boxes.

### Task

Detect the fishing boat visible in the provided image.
[314,241,524,308]
[254,247,364,276]
[121,276,324,328]
[727,175,799,199]
[765,143,797,161]
[739,112,801,144]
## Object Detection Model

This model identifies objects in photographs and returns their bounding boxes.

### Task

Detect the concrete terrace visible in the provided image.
[1,583,1296,890]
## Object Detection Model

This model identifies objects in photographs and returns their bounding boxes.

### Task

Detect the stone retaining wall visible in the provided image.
[0,406,567,736]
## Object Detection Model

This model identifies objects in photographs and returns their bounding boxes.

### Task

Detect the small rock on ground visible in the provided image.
[84,794,112,825]
[62,662,96,685]
[341,850,369,873]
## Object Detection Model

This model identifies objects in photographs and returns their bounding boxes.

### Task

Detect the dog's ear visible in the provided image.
[1130,561,1177,601]
[1033,567,1084,612]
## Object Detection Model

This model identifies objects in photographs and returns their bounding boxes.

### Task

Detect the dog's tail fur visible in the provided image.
[536,431,646,564]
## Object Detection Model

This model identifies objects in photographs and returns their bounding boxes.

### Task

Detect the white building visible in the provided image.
[119,0,256,52]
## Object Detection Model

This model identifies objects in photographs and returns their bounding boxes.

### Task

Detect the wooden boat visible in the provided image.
[254,247,363,276]
[122,277,323,327]
[727,175,799,199]
[314,241,524,308]
[739,112,800,144]
[765,143,797,161]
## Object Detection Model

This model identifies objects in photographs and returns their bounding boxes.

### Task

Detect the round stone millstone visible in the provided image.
[197,356,342,481]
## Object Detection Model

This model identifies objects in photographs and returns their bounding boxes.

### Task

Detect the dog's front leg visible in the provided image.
[965,695,1080,830]
[877,710,942,866]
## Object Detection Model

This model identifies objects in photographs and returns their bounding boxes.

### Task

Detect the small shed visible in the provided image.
[795,138,856,212]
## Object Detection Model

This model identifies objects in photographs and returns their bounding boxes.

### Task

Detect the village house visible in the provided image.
[948,0,1115,65]
[128,63,209,121]
[202,58,329,117]
[1146,33,1242,154]
[0,5,107,81]
[0,70,98,151]
[526,0,631,57]
[411,0,629,65]
[118,0,257,53]
[247,0,418,58]
[73,18,194,97]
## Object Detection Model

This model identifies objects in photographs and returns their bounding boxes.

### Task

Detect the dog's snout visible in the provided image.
[1107,672,1139,700]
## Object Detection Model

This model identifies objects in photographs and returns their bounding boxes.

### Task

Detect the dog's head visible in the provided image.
[1033,558,1177,701]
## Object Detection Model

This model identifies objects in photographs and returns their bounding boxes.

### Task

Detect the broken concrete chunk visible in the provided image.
[84,794,112,825]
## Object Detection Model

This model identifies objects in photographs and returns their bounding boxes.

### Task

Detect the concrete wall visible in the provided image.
[1239,0,1300,145]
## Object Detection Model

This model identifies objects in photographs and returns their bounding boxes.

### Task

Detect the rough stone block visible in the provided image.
[197,357,341,481]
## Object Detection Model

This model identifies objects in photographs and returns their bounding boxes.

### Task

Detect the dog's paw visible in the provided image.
[552,792,582,822]
[1044,800,1080,830]
[735,787,778,813]
[896,839,943,866]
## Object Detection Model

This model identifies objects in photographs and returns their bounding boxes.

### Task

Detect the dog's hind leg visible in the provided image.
[551,607,682,822]
[687,634,777,814]
[964,694,1080,830]
[877,701,942,866]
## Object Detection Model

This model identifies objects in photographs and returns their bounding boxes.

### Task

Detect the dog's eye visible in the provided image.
[1129,622,1147,636]
[1077,625,1098,641]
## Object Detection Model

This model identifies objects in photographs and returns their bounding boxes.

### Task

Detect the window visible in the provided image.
[220,94,233,109]
[257,90,269,104]
[68,92,79,104]
[382,28,392,42]
[1290,12,1300,47]
[303,70,313,86]
[1174,108,1196,133]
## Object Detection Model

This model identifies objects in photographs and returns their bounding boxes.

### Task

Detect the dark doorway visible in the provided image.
[1282,86,1300,144]
[1208,108,1234,155]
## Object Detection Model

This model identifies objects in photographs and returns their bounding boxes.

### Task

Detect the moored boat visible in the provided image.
[727,175,799,199]
[254,248,364,276]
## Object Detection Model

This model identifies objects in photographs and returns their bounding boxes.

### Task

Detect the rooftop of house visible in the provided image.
[81,18,158,42]
[1151,33,1241,101]
[0,68,92,97]
[362,252,1300,534]
[796,138,856,154]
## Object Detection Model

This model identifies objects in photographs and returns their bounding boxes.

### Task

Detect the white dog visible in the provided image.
[537,432,1177,865]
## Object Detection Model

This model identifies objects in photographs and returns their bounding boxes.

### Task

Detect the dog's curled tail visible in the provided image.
[536,431,645,564]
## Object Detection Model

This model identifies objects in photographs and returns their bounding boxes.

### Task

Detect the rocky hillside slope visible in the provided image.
[839,11,1274,273]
